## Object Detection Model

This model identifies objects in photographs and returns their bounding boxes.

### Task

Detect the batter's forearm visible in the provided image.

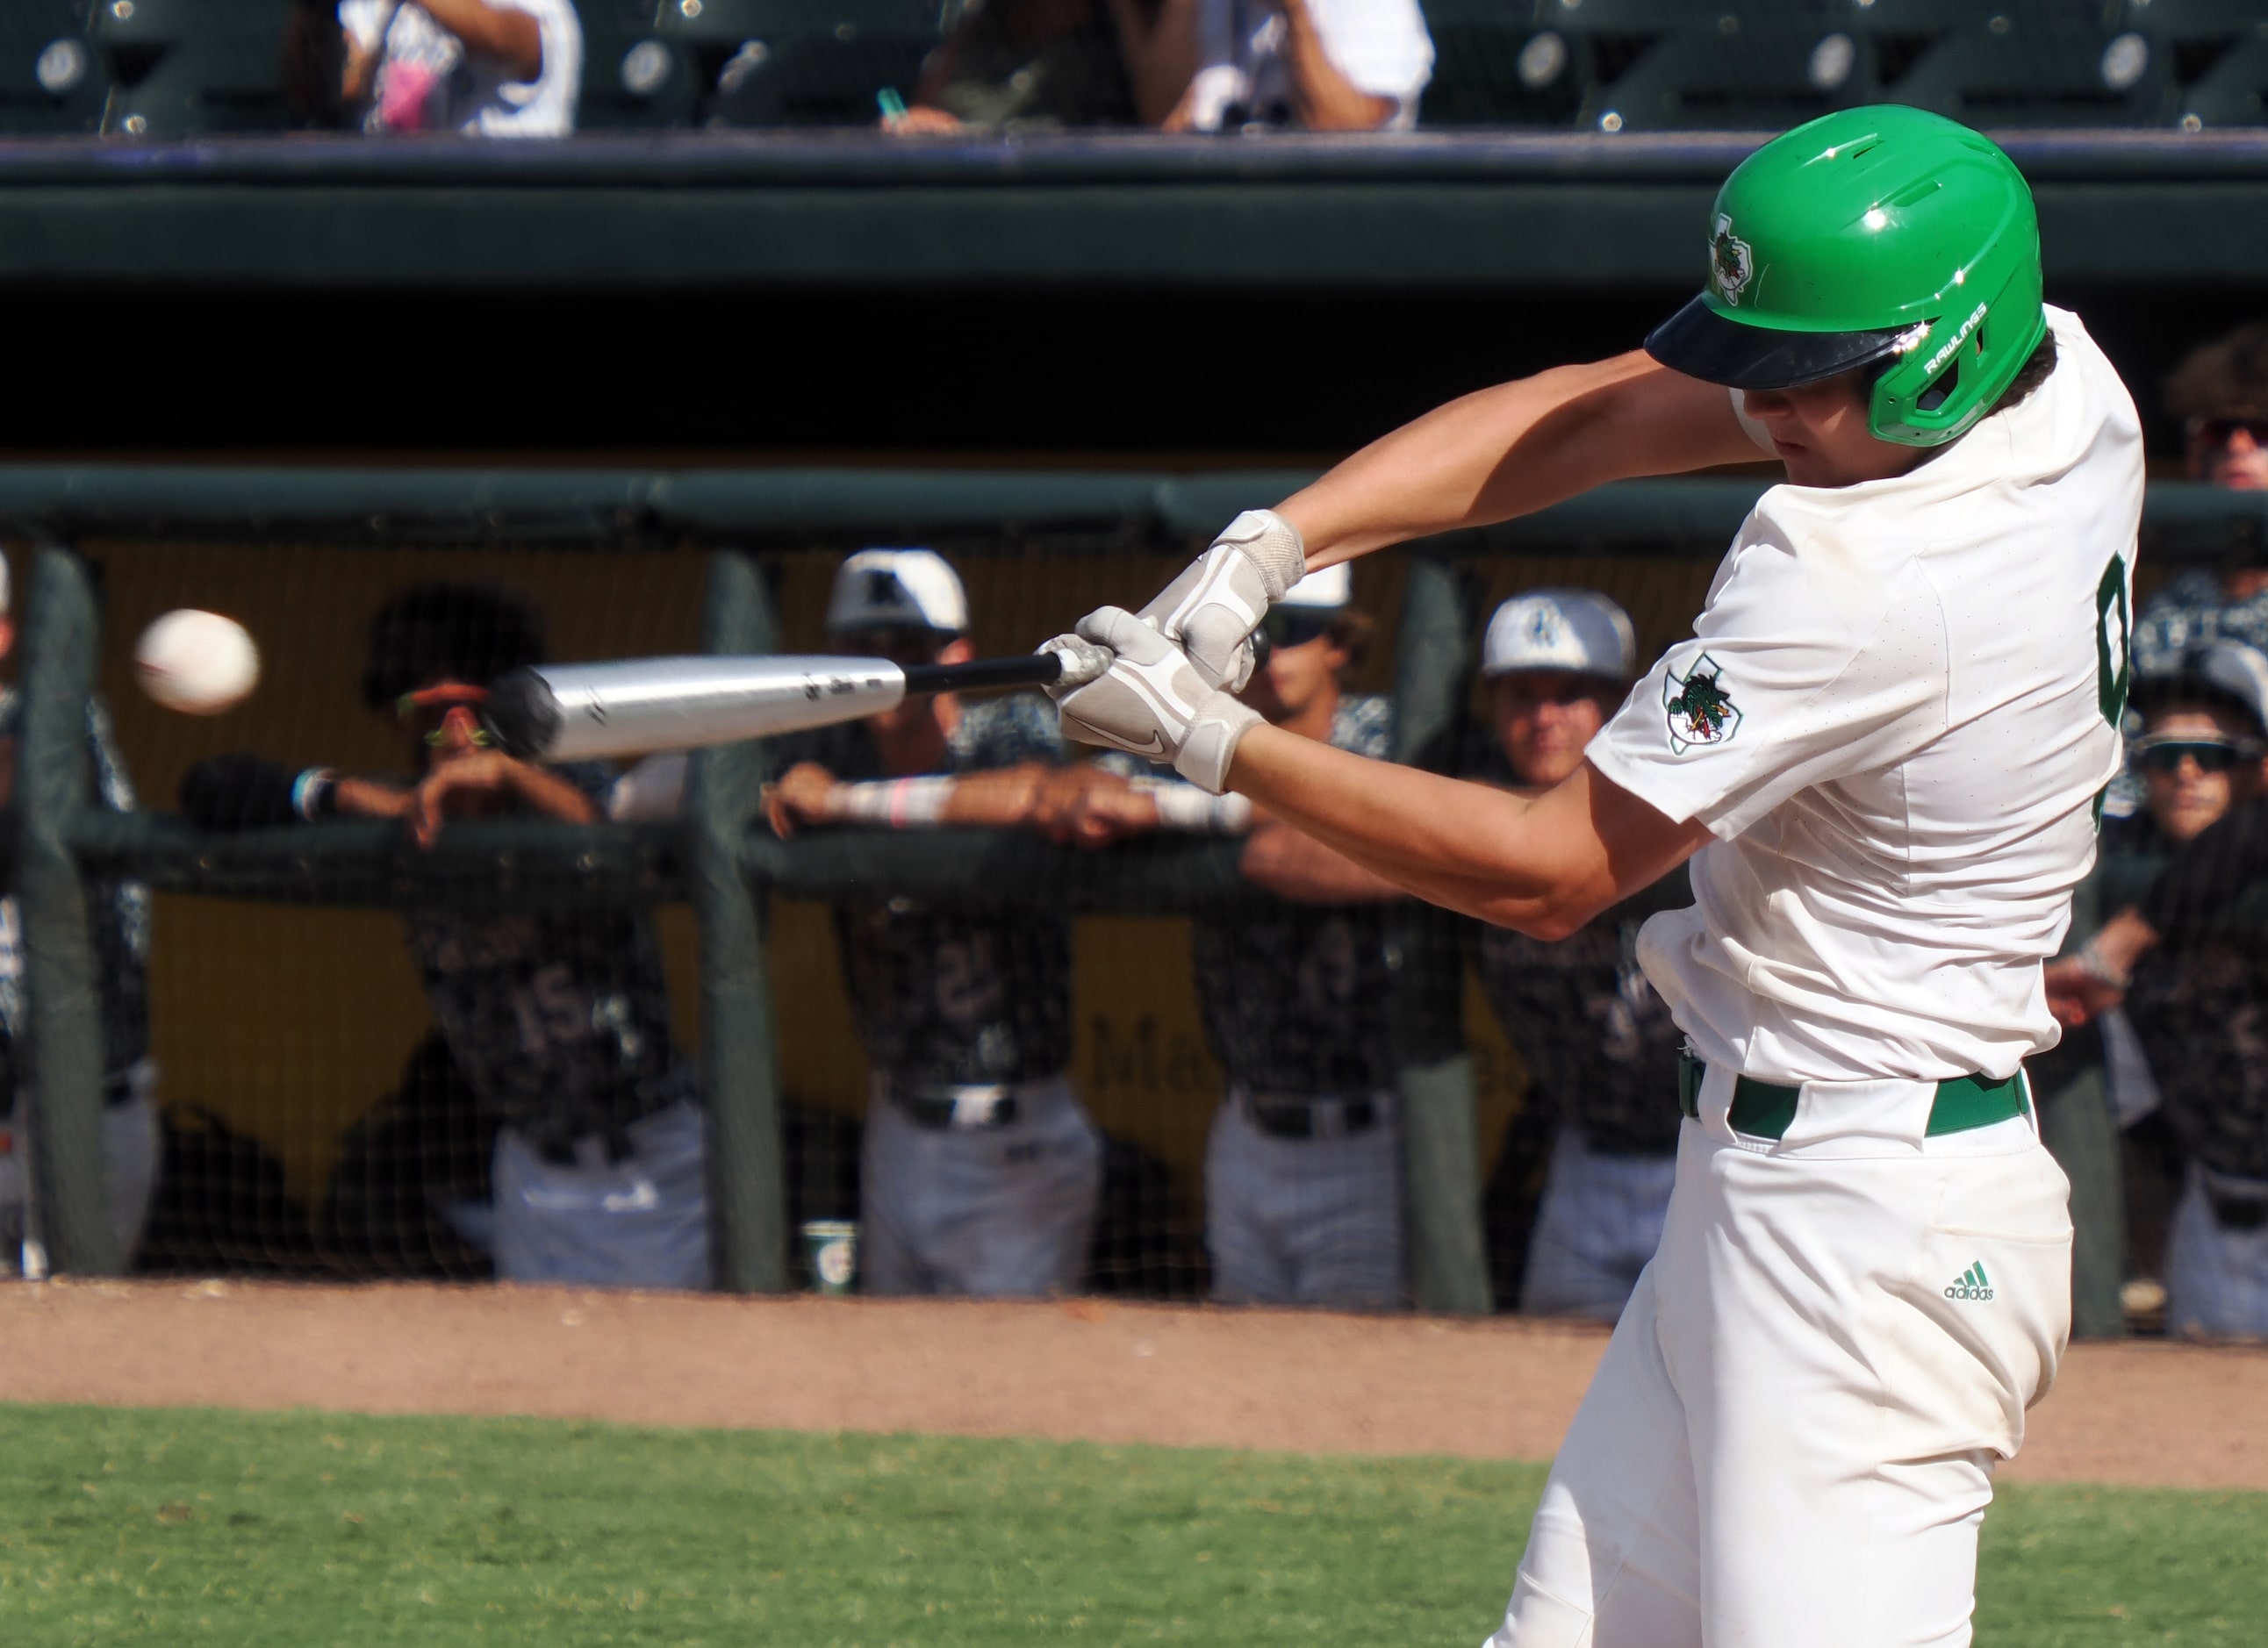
[1226,730,1708,937]
[1275,354,1755,567]
[1224,726,1597,934]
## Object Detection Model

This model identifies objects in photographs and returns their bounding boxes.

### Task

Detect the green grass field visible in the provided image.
[0,1404,2261,1646]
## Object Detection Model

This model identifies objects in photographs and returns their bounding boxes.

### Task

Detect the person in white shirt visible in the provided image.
[1044,105,2140,1648]
[1170,0,1432,132]
[340,0,581,136]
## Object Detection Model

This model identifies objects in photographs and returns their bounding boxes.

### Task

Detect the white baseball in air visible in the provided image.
[133,609,260,715]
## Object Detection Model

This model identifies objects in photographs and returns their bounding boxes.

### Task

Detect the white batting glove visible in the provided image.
[1138,509,1308,693]
[1041,608,1261,794]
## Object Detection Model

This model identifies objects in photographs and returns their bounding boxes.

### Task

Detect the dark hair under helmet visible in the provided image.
[361,582,547,710]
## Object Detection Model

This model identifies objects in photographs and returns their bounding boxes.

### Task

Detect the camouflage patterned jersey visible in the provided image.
[1470,857,1694,1158]
[2132,569,2268,677]
[0,691,151,1114]
[1192,695,1401,1097]
[779,694,1073,1088]
[400,763,694,1156]
[2129,797,2268,1180]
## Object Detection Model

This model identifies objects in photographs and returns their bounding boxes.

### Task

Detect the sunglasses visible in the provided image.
[832,626,951,665]
[2191,417,2268,449]
[1260,608,1338,650]
[2136,736,2261,775]
[396,684,497,748]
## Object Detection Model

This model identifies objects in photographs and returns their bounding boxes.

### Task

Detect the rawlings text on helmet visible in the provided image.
[1923,301,1991,377]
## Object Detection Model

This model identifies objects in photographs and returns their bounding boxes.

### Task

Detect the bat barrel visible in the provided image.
[484,656,908,763]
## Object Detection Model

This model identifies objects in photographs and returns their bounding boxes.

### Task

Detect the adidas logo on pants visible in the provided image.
[1944,1261,1995,1301]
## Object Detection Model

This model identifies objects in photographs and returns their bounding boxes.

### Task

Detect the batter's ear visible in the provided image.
[936,635,976,666]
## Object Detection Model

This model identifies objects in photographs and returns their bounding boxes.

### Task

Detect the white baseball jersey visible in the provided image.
[340,0,582,137]
[1185,0,1436,132]
[1588,305,2144,1086]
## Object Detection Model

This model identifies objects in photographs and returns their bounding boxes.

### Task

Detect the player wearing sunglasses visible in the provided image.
[2043,641,2268,1341]
[178,583,710,1291]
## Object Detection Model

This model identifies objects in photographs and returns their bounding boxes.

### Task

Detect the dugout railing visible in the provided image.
[5,466,2264,1306]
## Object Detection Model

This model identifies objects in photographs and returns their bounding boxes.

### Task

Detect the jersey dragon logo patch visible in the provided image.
[1710,213,1754,306]
[1663,654,1741,754]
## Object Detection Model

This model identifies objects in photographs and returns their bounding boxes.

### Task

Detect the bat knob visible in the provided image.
[1039,634,1116,691]
[483,667,563,759]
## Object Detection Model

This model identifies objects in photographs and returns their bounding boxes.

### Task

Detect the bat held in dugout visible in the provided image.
[482,647,1110,763]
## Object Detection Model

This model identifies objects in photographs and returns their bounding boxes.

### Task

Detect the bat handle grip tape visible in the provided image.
[901,654,1064,698]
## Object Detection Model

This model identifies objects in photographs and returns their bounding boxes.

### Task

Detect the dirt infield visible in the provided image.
[3,1279,2264,1491]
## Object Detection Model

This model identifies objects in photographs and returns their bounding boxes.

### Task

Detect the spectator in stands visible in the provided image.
[1165,565,1413,1308]
[884,0,1196,133]
[340,0,582,135]
[764,549,1155,1297]
[1169,0,1433,133]
[2048,641,2268,1340]
[179,583,707,1290]
[0,555,160,1275]
[1464,591,1688,1322]
[2131,323,2268,677]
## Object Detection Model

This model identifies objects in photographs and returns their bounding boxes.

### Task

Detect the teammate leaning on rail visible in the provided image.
[763,550,1168,1300]
[1044,105,2136,1648]
[180,583,709,1291]
[1465,589,1691,1324]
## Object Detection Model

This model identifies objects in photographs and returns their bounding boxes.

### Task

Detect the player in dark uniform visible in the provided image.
[2049,639,2268,1339]
[179,583,707,1288]
[1466,590,1689,1320]
[1183,565,1412,1308]
[765,549,1142,1296]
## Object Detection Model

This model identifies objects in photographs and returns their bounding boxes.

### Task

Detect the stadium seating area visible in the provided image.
[4,1,2264,137]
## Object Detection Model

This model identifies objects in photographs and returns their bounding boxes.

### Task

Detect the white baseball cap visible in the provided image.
[1277,561,1351,611]
[2193,639,2268,737]
[1482,589,1637,681]
[826,548,969,637]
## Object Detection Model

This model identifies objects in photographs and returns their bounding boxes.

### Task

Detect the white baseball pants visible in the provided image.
[1488,1091,2071,1648]
[492,1100,710,1291]
[860,1071,1102,1298]
[1205,1089,1403,1309]
[1520,1129,1678,1322]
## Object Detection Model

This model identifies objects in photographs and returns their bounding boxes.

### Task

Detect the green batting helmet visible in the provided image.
[1646,105,2048,448]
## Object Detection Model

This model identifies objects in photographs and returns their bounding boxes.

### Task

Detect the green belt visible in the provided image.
[1676,1054,2028,1142]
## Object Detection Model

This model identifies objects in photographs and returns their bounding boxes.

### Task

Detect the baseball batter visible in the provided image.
[1046,105,2140,1647]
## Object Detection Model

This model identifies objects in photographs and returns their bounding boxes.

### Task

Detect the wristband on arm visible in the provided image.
[826,776,958,827]
[1131,777,1254,835]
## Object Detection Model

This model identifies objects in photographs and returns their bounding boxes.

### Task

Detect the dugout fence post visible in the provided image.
[690,551,790,1293]
[1387,552,1493,1315]
[12,547,119,1277]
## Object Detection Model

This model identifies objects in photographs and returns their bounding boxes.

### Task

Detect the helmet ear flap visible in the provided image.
[1868,226,2047,447]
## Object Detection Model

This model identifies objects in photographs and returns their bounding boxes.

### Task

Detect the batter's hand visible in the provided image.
[1041,608,1260,794]
[1138,510,1309,692]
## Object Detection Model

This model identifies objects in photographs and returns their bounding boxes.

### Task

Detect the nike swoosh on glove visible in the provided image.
[1041,607,1262,794]
[1137,509,1307,693]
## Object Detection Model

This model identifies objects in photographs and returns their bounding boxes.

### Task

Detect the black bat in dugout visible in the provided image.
[482,652,1076,763]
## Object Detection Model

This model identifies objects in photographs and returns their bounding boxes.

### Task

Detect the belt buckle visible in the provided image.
[951,1086,1009,1129]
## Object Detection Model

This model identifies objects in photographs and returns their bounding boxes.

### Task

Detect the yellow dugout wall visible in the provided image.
[43,539,1736,1216]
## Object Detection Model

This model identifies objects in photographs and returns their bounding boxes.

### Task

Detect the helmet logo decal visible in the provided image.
[1923,300,1991,378]
[1711,213,1755,305]
[1664,654,1741,754]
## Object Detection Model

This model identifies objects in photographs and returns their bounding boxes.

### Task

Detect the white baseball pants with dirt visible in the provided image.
[861,1071,1102,1298]
[1487,1072,2071,1648]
